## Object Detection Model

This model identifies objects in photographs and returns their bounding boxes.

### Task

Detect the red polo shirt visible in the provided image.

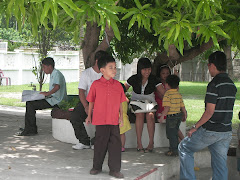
[87,76,126,125]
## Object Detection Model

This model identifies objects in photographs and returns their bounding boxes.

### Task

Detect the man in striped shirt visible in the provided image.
[179,51,237,180]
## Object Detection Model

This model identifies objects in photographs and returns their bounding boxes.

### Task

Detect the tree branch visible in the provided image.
[177,39,214,64]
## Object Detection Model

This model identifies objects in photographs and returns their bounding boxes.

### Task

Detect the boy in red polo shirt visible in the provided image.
[86,55,126,179]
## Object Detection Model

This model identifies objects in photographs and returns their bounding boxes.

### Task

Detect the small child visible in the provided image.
[154,64,184,142]
[159,75,187,156]
[120,83,131,152]
[85,55,126,179]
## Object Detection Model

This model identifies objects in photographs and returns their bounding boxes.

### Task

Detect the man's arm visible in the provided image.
[188,103,215,137]
[85,102,94,125]
[119,103,123,127]
[79,89,89,114]
[40,84,60,97]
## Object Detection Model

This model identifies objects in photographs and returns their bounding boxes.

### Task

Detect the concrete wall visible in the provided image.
[0,50,79,85]
[0,50,138,85]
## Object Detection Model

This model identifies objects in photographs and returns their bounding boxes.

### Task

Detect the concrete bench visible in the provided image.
[51,108,186,148]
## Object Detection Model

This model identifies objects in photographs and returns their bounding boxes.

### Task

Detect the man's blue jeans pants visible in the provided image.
[178,127,232,180]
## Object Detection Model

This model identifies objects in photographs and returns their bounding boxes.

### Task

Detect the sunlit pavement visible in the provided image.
[0,105,239,180]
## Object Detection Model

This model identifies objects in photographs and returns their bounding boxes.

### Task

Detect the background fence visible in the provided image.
[0,50,239,86]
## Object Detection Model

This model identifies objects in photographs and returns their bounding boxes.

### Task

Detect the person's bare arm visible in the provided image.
[124,83,130,91]
[159,106,170,123]
[85,102,94,125]
[40,84,60,96]
[79,89,89,114]
[119,103,123,127]
[188,103,215,137]
[156,84,166,99]
[181,106,187,122]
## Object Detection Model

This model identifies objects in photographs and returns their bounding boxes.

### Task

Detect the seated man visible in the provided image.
[17,57,67,136]
[70,50,108,150]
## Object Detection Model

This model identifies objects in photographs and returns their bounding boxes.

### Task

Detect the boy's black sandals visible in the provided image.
[165,150,178,157]
[145,148,153,153]
[137,148,145,153]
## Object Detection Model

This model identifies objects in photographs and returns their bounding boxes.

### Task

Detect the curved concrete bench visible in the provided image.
[52,118,186,148]
[52,118,95,144]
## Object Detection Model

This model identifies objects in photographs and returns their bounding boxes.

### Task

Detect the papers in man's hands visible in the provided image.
[21,90,45,102]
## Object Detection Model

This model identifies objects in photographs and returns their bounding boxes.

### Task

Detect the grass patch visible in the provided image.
[0,97,25,107]
[0,81,240,126]
[0,82,79,94]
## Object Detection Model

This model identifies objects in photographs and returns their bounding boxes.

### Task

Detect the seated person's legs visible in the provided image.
[70,102,91,149]
[145,112,155,152]
[18,99,53,136]
[135,113,145,151]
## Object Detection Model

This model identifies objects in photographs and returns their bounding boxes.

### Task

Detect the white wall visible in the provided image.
[0,50,80,85]
[0,50,138,86]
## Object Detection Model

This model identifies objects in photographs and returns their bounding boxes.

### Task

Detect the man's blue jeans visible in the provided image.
[178,127,232,180]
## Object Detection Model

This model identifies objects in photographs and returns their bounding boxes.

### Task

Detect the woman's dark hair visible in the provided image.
[42,57,55,68]
[156,64,171,78]
[137,57,152,75]
[208,51,226,71]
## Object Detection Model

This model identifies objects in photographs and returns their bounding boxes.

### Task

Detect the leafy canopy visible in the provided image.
[1,0,240,63]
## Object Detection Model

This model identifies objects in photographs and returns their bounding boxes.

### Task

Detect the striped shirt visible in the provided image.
[202,73,237,132]
[162,89,185,115]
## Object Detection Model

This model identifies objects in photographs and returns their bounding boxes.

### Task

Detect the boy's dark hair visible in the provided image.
[42,57,55,68]
[137,57,152,75]
[166,75,180,89]
[156,64,171,78]
[208,51,226,71]
[94,50,109,61]
[97,55,115,70]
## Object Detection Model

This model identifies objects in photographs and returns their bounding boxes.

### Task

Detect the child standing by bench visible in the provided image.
[86,55,126,179]
[120,83,131,152]
[159,75,187,156]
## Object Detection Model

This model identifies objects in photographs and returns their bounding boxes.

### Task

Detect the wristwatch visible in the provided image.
[192,124,197,129]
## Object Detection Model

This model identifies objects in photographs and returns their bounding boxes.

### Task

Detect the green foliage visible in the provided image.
[118,0,238,59]
[61,0,123,42]
[0,16,32,50]
[1,0,240,65]
[58,96,80,110]
[1,0,123,44]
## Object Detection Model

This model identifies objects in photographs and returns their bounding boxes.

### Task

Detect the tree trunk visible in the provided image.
[79,26,85,77]
[201,62,205,81]
[223,45,233,79]
[82,22,100,68]
[81,22,115,69]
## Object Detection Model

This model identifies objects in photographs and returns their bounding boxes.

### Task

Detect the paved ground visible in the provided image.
[0,105,178,180]
[0,104,239,180]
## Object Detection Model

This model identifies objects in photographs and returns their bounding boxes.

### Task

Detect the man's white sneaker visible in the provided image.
[91,145,94,150]
[72,143,90,150]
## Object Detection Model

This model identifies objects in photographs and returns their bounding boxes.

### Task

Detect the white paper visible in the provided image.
[21,90,45,102]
